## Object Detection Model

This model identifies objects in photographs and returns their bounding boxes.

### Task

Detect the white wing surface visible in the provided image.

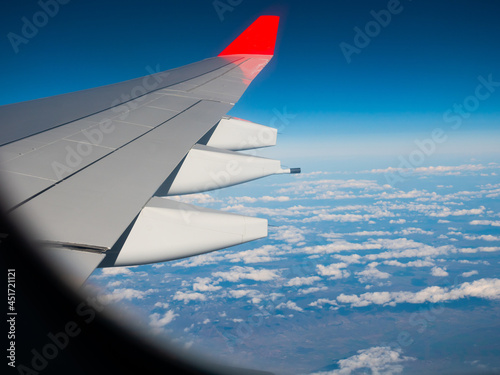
[0,16,300,285]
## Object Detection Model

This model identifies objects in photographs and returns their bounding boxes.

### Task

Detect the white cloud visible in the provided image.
[336,278,500,307]
[461,270,478,278]
[213,266,280,282]
[286,276,321,287]
[470,220,500,227]
[97,267,135,278]
[270,225,307,244]
[346,231,391,236]
[310,346,415,375]
[149,310,178,329]
[220,204,316,218]
[431,267,449,277]
[101,288,156,303]
[302,240,382,255]
[463,234,500,241]
[390,219,406,224]
[276,301,304,312]
[225,245,281,264]
[309,298,338,308]
[317,263,350,279]
[383,260,434,268]
[333,254,362,264]
[365,163,499,176]
[173,291,207,304]
[154,302,169,309]
[398,227,434,235]
[319,232,344,240]
[303,207,395,223]
[106,281,122,287]
[277,179,387,196]
[192,277,221,292]
[299,286,328,295]
[356,263,391,283]
[301,237,457,263]
[429,206,485,217]
[226,289,274,304]
[459,247,500,254]
[228,289,263,300]
[303,213,366,223]
[227,195,291,204]
[458,259,490,265]
[364,239,455,261]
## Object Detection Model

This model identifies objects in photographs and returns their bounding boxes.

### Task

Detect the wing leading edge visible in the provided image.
[0,16,300,285]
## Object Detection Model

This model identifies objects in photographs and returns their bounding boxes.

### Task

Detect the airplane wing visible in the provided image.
[0,16,299,286]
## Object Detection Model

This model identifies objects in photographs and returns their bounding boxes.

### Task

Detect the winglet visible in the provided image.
[219,16,280,56]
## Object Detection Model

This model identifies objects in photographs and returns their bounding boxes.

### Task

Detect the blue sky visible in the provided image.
[2,0,500,158]
[3,1,500,374]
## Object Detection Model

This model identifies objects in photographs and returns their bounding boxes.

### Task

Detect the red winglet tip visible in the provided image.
[219,15,280,56]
